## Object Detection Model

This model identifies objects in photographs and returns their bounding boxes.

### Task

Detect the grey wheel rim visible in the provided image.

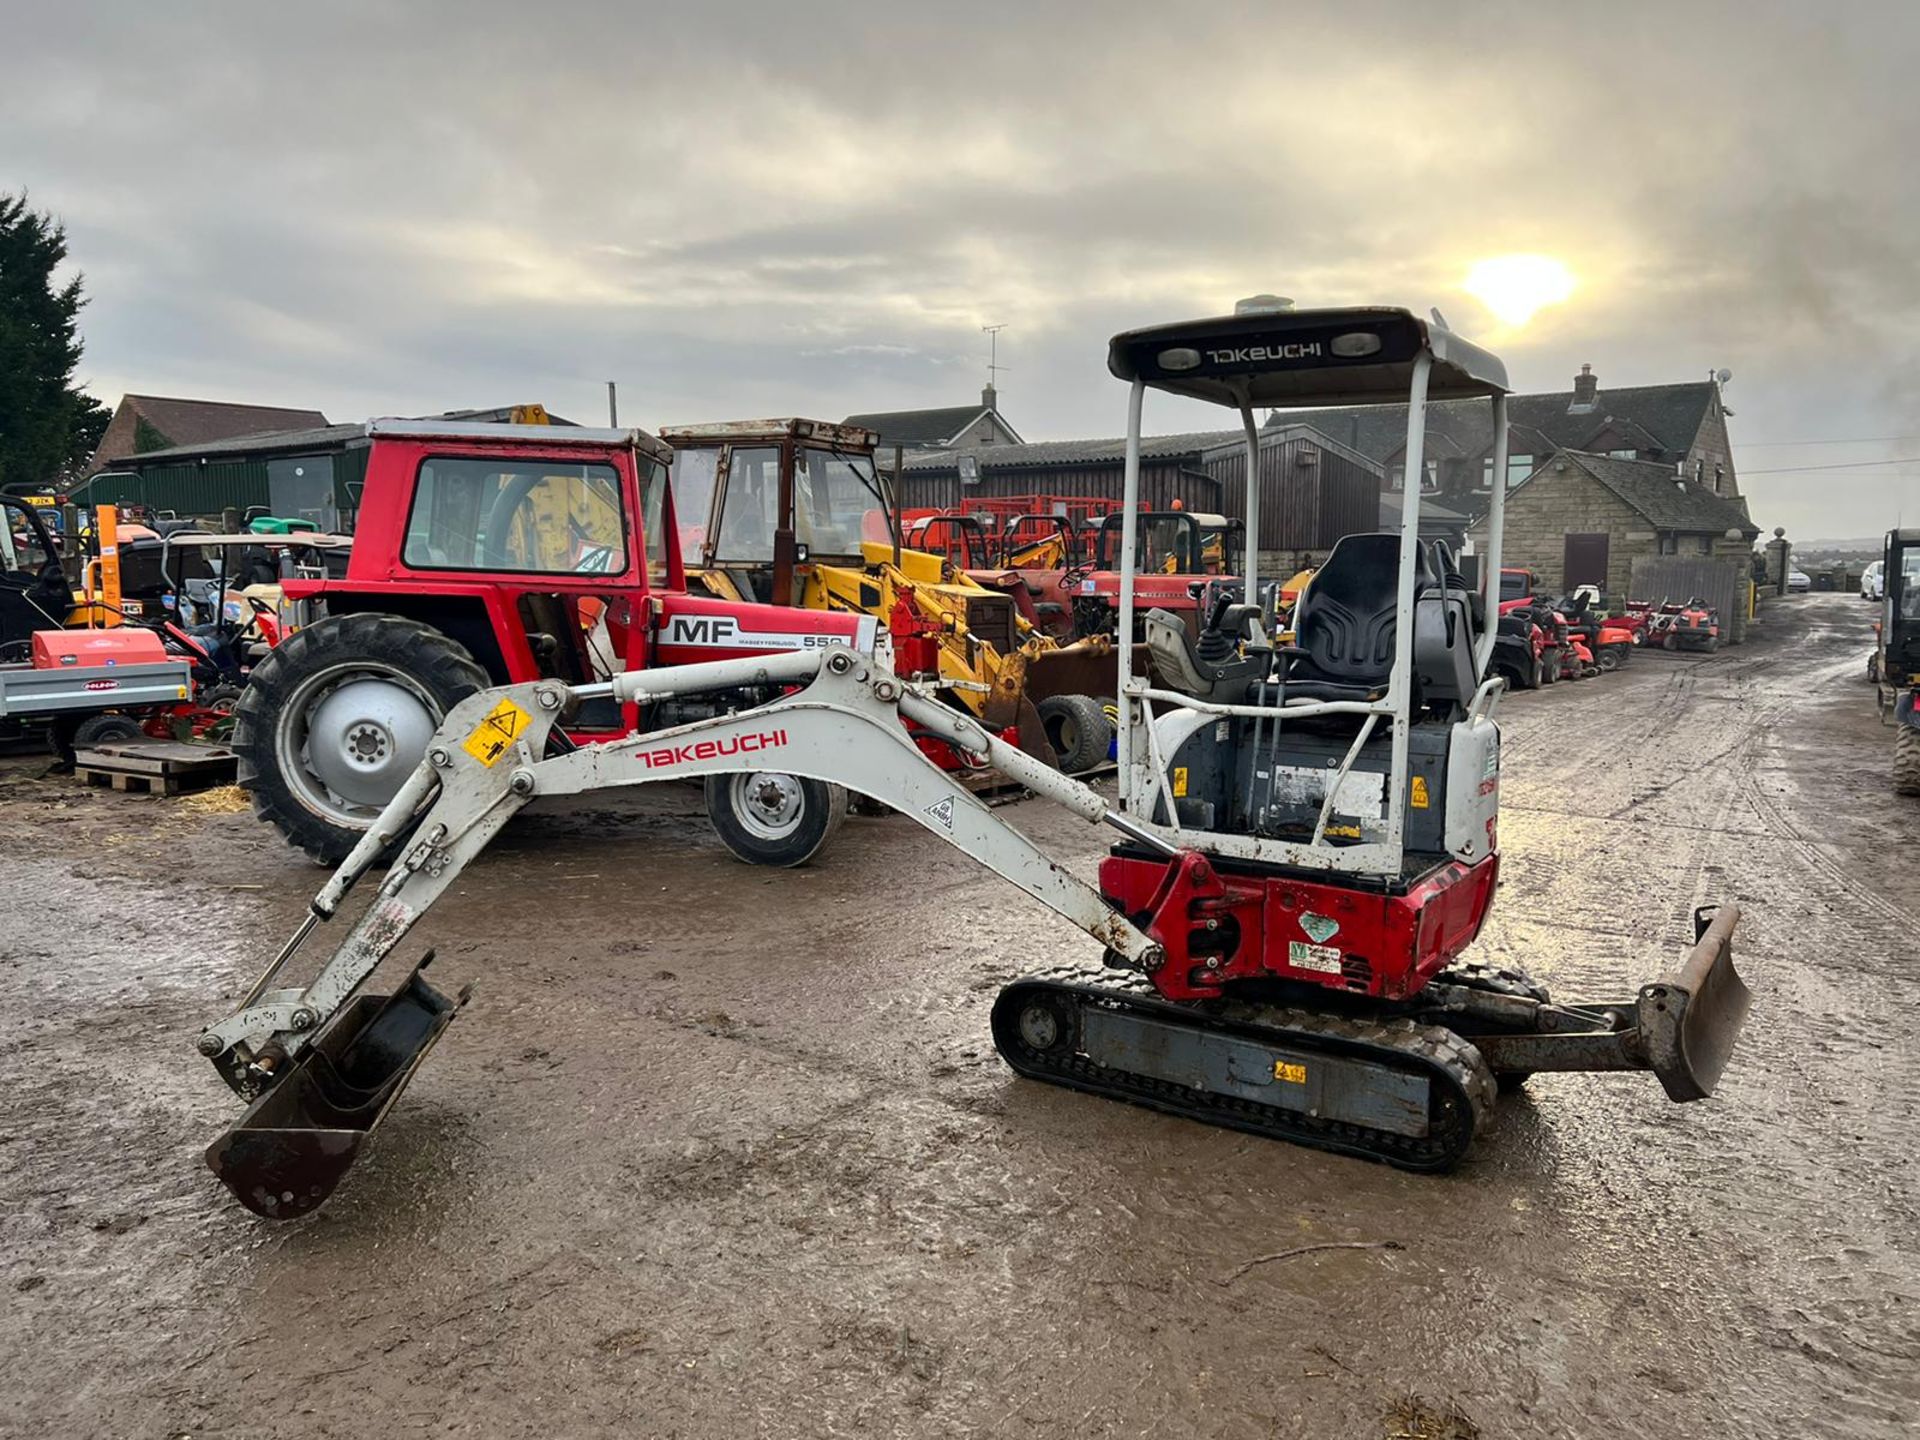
[279,661,444,825]
[729,772,806,841]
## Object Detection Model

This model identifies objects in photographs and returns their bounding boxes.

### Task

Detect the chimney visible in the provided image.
[982,383,997,411]
[1571,363,1598,409]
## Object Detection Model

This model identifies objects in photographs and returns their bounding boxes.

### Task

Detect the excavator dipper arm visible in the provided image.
[199,646,1168,1116]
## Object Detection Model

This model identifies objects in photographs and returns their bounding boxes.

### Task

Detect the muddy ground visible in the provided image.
[1,592,1914,1439]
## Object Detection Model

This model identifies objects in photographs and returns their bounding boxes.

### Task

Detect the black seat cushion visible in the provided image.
[1289,533,1426,690]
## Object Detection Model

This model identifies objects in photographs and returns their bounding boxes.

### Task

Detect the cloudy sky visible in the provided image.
[5,0,1917,539]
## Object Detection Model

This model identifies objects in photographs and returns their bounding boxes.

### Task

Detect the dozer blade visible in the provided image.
[1637,904,1750,1102]
[207,958,463,1219]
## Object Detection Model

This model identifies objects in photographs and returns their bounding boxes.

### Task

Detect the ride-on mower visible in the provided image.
[197,304,1753,1218]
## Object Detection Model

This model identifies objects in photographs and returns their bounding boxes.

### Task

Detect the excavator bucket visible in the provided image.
[1638,905,1751,1102]
[206,959,463,1219]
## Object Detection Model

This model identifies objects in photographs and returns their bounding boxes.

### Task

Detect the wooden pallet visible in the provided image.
[74,740,239,797]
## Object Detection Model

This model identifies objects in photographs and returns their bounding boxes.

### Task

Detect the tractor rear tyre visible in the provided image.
[1895,727,1920,797]
[234,614,490,865]
[704,773,847,867]
[1035,693,1112,774]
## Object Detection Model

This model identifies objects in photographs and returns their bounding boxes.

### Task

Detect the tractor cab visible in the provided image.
[659,419,896,607]
[1089,509,1244,578]
[1881,528,1920,793]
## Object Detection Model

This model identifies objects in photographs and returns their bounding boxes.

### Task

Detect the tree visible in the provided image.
[0,192,112,491]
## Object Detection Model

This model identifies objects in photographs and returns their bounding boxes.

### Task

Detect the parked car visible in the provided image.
[1787,568,1813,593]
[1863,559,1885,600]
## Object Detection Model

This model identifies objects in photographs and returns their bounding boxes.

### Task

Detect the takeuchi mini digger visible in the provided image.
[196,303,1753,1218]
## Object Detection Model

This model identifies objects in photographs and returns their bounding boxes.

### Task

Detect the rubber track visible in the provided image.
[991,966,1495,1172]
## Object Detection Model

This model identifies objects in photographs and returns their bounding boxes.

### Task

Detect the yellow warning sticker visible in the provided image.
[462,697,532,767]
[1410,775,1430,808]
[1172,766,1189,798]
[1273,1060,1307,1085]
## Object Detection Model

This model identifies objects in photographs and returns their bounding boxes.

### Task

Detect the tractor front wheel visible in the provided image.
[704,772,847,867]
[234,614,489,865]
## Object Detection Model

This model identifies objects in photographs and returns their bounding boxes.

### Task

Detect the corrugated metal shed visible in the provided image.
[78,461,271,516]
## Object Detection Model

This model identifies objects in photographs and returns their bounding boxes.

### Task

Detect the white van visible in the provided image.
[1863,559,1885,600]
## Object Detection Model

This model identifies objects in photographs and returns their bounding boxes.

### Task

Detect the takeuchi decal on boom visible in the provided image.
[635,729,788,769]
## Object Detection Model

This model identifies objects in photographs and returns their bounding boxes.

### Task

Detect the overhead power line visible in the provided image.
[1735,434,1920,448]
[1739,456,1920,475]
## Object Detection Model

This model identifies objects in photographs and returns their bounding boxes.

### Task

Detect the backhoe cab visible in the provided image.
[664,419,1118,772]
[199,305,1752,1220]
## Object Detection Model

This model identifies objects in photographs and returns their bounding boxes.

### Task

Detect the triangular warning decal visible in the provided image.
[924,796,956,830]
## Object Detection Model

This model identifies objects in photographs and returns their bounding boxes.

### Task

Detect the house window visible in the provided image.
[1690,534,1712,555]
[1694,460,1704,484]
[1419,460,1440,494]
[1477,458,1494,492]
[1658,534,1678,555]
[1506,453,1533,489]
[1714,463,1725,493]
[1388,465,1404,492]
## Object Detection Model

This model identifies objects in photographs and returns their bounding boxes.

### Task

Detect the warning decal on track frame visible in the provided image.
[463,697,532,767]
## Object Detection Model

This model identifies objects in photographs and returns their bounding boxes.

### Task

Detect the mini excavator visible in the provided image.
[197,303,1752,1218]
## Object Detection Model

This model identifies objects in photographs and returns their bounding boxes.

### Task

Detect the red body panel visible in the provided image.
[1100,850,1500,1003]
[652,592,871,667]
[32,627,168,668]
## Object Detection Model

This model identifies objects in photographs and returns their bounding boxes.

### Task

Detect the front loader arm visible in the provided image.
[199,646,1170,1096]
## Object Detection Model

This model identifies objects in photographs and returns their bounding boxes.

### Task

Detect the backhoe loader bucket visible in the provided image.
[206,958,463,1219]
[1638,905,1750,1101]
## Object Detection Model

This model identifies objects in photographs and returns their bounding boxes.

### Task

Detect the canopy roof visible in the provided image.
[1107,307,1508,409]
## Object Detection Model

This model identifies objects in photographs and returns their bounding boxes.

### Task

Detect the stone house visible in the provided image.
[1281,364,1745,518]
[1466,450,1760,597]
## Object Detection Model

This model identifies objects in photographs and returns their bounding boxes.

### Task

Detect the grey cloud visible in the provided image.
[5,0,1918,534]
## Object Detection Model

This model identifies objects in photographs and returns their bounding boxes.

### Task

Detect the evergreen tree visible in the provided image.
[0,192,111,490]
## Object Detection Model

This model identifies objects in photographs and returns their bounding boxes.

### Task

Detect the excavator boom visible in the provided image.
[198,646,1171,1216]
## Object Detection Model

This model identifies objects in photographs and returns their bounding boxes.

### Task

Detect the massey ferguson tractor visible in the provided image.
[231,421,875,869]
[197,305,1753,1219]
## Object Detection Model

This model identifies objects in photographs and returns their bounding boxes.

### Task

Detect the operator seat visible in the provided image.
[1278,532,1479,712]
[1278,532,1406,702]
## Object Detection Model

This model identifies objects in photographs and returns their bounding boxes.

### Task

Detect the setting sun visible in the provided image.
[1463,254,1577,327]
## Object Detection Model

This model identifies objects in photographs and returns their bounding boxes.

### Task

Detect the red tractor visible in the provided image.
[233,420,872,868]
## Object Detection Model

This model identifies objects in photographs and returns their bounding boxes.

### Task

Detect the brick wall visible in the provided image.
[1469,464,1653,595]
